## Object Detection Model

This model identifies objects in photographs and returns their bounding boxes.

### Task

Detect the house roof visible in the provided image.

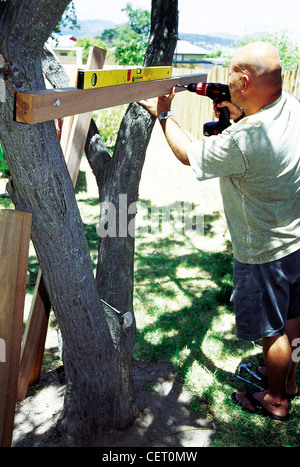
[47,35,78,50]
[175,39,209,55]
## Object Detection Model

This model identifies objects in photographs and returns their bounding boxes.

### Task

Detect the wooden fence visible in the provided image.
[172,66,300,139]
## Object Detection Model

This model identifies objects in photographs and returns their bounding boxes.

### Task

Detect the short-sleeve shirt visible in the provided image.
[187,91,300,264]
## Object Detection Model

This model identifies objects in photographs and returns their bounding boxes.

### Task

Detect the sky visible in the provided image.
[73,0,300,43]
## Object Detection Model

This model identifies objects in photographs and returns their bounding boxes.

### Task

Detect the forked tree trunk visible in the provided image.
[86,0,178,311]
[0,0,178,442]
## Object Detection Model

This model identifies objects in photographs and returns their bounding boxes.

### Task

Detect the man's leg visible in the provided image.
[261,334,290,414]
[234,333,290,418]
[257,317,299,396]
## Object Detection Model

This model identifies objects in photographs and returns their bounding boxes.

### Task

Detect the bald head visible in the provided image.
[232,42,282,88]
[229,42,282,114]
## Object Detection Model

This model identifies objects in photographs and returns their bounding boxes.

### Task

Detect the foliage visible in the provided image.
[112,25,143,65]
[101,3,151,65]
[0,145,9,176]
[124,2,151,39]
[112,24,147,65]
[93,106,127,156]
[73,36,107,61]
[100,28,115,47]
[233,31,300,69]
[52,2,80,38]
[205,50,222,58]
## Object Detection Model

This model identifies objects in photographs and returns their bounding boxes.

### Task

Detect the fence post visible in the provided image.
[0,209,32,447]
[292,65,300,98]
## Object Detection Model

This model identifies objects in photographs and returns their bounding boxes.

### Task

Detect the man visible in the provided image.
[139,42,300,421]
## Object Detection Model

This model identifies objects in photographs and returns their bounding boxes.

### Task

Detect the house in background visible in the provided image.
[173,39,227,68]
[173,39,209,66]
[47,35,83,66]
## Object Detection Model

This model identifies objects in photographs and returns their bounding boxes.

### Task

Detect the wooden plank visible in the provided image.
[60,65,79,154]
[0,210,32,447]
[61,47,107,160]
[16,47,107,401]
[64,46,107,182]
[16,270,51,401]
[16,73,207,124]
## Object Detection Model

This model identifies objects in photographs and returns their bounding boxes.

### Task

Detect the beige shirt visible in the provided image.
[187,91,300,264]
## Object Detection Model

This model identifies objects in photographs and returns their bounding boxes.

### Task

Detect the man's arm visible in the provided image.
[139,88,245,166]
[139,88,192,166]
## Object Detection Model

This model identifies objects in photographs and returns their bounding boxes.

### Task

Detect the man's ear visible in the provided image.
[241,74,250,92]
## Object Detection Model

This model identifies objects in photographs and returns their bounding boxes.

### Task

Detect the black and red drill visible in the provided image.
[177,82,231,136]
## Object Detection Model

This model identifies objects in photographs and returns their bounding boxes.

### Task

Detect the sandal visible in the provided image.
[232,391,289,422]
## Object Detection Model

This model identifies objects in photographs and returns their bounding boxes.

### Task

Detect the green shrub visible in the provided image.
[0,145,9,176]
[93,106,127,155]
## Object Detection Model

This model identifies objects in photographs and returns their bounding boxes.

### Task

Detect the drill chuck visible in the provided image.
[189,82,231,102]
[195,82,208,95]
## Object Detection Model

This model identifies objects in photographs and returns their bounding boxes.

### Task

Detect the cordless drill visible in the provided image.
[178,82,231,136]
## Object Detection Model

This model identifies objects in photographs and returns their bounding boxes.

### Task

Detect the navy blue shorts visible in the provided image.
[230,249,300,341]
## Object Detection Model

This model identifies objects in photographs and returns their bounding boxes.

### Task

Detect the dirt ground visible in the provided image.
[12,122,224,448]
[12,354,215,447]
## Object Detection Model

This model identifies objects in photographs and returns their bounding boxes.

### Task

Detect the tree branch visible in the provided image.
[1,0,71,59]
[42,44,70,88]
[145,0,178,66]
[84,118,111,183]
[93,0,179,314]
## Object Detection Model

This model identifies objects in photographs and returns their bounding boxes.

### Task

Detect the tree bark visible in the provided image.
[0,0,178,443]
[85,0,178,314]
[0,0,136,442]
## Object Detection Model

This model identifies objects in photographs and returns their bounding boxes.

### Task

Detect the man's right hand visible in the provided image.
[214,101,245,121]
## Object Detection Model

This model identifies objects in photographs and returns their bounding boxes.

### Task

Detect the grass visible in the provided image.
[76,189,300,447]
[1,169,300,448]
[131,202,300,447]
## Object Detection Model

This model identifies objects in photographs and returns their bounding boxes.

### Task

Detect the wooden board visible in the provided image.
[16,73,207,124]
[63,46,107,182]
[0,210,32,447]
[16,270,51,401]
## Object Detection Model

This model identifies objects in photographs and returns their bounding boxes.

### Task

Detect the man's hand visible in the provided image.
[139,87,191,166]
[214,101,245,121]
[138,87,176,117]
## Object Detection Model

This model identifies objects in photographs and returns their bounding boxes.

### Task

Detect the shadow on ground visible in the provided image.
[13,358,214,447]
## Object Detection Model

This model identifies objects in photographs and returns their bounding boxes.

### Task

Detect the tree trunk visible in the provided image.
[85,0,178,312]
[0,0,178,443]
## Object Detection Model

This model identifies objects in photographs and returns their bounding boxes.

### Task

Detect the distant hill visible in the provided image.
[61,19,116,38]
[62,19,238,51]
[179,33,237,50]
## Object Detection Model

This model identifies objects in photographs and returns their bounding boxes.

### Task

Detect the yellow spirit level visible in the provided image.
[77,66,173,90]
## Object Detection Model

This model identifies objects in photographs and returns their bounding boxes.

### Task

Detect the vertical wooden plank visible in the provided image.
[292,65,300,99]
[63,46,107,183]
[60,65,79,154]
[16,270,51,401]
[0,210,32,447]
